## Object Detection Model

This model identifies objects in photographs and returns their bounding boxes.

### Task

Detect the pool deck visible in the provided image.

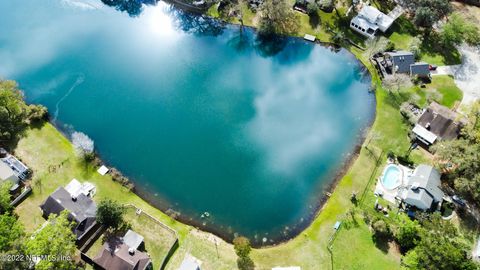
[374,162,413,204]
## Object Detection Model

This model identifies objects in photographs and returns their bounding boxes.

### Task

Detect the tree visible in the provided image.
[27,104,48,123]
[25,211,77,270]
[318,0,334,12]
[382,74,412,94]
[440,13,480,48]
[96,199,125,229]
[71,131,94,158]
[306,1,319,16]
[433,102,480,205]
[0,80,28,142]
[404,214,478,270]
[394,214,420,252]
[233,236,254,270]
[404,0,452,28]
[0,214,24,252]
[372,219,391,239]
[258,0,299,36]
[0,182,12,214]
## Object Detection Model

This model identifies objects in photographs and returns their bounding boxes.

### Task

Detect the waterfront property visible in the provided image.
[350,5,395,38]
[374,51,432,79]
[39,185,98,242]
[412,102,465,146]
[92,230,153,270]
[399,165,444,211]
[375,162,445,211]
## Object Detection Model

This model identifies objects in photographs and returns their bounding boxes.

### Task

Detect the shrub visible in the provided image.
[233,236,251,258]
[318,0,334,12]
[385,41,395,51]
[27,104,49,123]
[372,219,391,239]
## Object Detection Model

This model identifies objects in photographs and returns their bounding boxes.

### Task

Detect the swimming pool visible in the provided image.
[381,164,402,190]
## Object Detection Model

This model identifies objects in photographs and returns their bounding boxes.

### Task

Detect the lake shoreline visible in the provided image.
[45,23,377,247]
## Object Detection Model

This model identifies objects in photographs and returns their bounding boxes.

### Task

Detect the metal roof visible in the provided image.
[412,124,438,144]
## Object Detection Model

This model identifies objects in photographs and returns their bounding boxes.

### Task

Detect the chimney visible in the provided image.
[71,195,77,202]
[128,248,135,255]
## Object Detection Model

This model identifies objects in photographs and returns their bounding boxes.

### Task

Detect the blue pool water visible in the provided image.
[382,165,401,190]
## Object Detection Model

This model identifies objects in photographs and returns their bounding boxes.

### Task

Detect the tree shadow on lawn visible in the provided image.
[384,17,418,38]
[372,234,391,254]
[421,36,462,65]
[308,13,321,29]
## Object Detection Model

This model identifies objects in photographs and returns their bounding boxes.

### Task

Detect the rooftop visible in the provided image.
[416,102,464,141]
[93,240,151,270]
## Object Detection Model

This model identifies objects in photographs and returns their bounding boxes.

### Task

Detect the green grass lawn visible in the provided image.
[123,206,178,269]
[407,75,463,109]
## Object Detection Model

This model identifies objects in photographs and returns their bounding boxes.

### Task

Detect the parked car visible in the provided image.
[452,195,467,207]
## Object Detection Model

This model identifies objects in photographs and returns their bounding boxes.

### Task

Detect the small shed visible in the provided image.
[123,230,144,250]
[303,34,316,42]
[97,165,109,176]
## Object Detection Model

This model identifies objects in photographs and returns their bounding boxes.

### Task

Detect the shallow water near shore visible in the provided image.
[0,0,374,244]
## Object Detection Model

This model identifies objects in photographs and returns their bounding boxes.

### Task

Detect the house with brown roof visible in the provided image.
[93,230,152,270]
[412,102,465,146]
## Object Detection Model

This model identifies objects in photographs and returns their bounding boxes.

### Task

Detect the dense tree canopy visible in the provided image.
[0,80,27,141]
[440,13,480,48]
[0,214,24,252]
[25,211,77,270]
[0,80,48,142]
[404,214,477,270]
[96,199,125,229]
[433,102,480,206]
[258,0,299,36]
[404,0,452,28]
[0,182,13,214]
[394,214,420,252]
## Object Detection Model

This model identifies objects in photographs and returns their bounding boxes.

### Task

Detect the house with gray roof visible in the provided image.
[40,186,97,242]
[413,102,465,146]
[375,51,431,78]
[402,165,444,210]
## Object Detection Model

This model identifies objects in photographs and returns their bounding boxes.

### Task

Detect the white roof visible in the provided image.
[178,254,202,270]
[0,162,19,183]
[272,267,301,270]
[123,230,144,250]
[97,165,109,175]
[65,179,96,197]
[412,125,437,144]
[359,5,383,23]
[357,5,394,32]
[303,34,315,42]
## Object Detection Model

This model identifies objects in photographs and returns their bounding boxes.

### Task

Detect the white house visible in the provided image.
[350,5,395,38]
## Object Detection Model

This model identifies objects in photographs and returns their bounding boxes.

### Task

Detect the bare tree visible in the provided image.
[382,74,413,94]
[72,131,94,157]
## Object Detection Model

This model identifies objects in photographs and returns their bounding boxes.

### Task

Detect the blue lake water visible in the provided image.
[0,0,375,244]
